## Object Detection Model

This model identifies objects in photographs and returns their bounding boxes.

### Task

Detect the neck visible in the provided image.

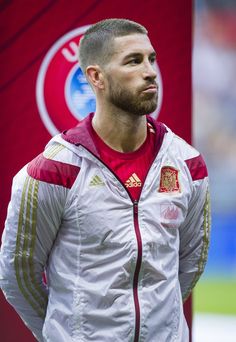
[92,107,147,153]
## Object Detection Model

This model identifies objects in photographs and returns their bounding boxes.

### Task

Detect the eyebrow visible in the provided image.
[123,51,156,61]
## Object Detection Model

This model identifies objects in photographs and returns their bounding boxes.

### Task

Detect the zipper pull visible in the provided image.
[133,200,138,214]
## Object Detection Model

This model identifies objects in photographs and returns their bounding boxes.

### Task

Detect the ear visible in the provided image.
[86,65,105,90]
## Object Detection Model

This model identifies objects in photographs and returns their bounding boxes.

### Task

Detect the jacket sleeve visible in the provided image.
[178,156,211,302]
[0,165,68,341]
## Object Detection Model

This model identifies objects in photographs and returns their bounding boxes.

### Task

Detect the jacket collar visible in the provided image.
[62,113,99,156]
[61,112,167,157]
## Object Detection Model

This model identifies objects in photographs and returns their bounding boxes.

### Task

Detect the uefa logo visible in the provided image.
[36,26,163,136]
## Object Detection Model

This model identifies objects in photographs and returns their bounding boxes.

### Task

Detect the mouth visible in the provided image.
[142,84,158,93]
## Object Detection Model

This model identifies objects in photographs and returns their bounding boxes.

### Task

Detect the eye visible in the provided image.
[127,58,141,65]
[149,55,156,64]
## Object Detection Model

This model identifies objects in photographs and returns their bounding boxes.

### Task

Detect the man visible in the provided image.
[0,19,210,341]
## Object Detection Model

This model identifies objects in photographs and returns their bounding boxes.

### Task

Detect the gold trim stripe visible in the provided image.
[43,144,65,159]
[14,177,46,318]
[183,189,211,301]
[29,179,47,301]
[14,143,64,316]
[22,178,47,306]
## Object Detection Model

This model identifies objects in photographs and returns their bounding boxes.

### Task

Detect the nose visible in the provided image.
[143,60,157,80]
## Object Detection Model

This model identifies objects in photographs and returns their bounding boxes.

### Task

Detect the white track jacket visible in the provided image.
[0,114,210,342]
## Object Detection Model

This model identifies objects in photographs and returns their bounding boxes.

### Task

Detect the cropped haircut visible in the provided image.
[78,18,147,75]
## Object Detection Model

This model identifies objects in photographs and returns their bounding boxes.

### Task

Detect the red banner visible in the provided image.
[0,1,192,340]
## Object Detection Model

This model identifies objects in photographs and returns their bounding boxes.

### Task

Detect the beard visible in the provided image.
[107,76,158,116]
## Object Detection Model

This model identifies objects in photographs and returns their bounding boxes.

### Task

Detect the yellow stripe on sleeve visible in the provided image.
[14,177,46,318]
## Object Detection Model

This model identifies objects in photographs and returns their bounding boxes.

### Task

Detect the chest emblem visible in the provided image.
[158,166,180,193]
[125,173,142,188]
[89,175,105,187]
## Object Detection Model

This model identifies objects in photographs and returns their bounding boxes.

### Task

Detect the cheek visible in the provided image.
[110,69,138,84]
[106,71,140,96]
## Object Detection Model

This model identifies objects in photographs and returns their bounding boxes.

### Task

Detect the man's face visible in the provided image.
[103,34,158,116]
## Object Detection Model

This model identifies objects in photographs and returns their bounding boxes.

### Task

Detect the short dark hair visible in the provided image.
[78,18,147,74]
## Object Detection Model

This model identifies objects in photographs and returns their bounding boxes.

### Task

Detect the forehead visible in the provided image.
[111,34,155,59]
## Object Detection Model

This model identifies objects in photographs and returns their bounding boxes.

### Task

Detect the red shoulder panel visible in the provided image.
[27,153,80,189]
[185,154,208,181]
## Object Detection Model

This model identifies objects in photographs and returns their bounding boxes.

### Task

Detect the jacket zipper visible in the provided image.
[75,146,144,341]
[133,200,142,342]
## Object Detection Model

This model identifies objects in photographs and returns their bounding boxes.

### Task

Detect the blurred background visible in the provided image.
[193,0,236,340]
[1,2,194,340]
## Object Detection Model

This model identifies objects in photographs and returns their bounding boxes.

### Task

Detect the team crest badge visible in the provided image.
[159,166,180,193]
[36,26,163,136]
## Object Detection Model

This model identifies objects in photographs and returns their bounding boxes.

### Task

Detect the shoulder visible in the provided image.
[167,128,208,181]
[27,138,81,189]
